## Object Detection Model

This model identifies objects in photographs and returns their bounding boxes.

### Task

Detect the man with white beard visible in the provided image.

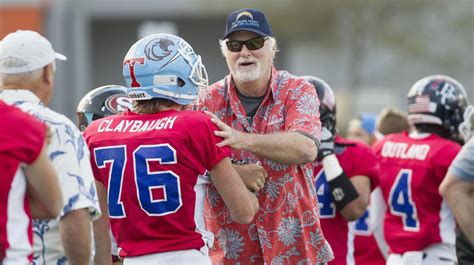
[194,8,333,265]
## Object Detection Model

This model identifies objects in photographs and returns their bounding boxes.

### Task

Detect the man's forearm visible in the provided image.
[59,208,92,265]
[445,181,474,244]
[243,131,317,164]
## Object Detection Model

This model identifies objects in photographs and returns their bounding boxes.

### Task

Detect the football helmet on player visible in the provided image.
[407,75,470,143]
[122,33,208,105]
[302,76,337,135]
[76,85,132,131]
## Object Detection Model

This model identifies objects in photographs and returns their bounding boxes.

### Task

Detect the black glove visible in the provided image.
[317,127,335,161]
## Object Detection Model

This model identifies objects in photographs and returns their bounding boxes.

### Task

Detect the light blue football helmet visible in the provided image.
[122,34,208,105]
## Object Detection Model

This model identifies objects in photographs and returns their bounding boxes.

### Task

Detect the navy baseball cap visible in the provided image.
[223,8,273,39]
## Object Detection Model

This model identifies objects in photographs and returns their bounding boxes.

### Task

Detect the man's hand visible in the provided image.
[205,110,248,150]
[317,127,335,161]
[233,162,268,192]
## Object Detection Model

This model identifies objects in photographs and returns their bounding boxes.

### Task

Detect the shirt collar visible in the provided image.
[0,89,43,106]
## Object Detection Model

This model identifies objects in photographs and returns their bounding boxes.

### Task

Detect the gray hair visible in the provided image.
[0,57,56,84]
[218,36,279,58]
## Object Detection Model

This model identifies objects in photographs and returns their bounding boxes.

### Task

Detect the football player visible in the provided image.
[374,75,469,265]
[303,76,380,265]
[83,34,258,264]
[76,85,133,132]
[0,101,62,264]
[351,107,413,265]
[76,85,132,264]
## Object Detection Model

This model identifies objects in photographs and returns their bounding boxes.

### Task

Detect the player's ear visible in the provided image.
[43,63,55,85]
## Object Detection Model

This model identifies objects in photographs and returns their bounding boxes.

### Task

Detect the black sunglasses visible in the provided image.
[225,37,269,52]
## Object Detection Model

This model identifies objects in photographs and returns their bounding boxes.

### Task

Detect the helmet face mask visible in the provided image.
[76,85,133,131]
[301,76,337,135]
[123,34,208,105]
[407,75,469,143]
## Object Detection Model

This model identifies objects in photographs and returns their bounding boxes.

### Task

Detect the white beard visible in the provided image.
[233,60,261,83]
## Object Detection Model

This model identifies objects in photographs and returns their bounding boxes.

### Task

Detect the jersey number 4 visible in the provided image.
[94,144,182,218]
[315,170,336,218]
[388,169,419,231]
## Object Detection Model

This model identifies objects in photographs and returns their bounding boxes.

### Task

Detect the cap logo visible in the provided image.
[236,11,254,21]
[145,38,175,61]
[105,95,133,113]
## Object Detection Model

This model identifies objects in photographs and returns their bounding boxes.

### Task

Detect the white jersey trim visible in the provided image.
[346,222,355,265]
[194,173,213,253]
[438,199,456,245]
[5,166,31,264]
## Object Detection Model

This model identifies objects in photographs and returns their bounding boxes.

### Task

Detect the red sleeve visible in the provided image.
[190,112,231,171]
[434,141,461,182]
[1,103,46,164]
[350,143,381,190]
[83,125,103,184]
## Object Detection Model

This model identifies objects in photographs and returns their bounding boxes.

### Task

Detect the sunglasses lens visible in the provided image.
[226,37,267,52]
[226,41,243,52]
[246,38,265,50]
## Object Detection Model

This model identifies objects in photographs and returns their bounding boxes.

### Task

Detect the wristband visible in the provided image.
[322,154,343,181]
[328,172,359,210]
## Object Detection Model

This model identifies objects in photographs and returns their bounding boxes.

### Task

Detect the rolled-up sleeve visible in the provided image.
[286,81,322,148]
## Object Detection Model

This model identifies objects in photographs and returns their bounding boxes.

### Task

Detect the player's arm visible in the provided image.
[232,162,268,192]
[55,132,98,265]
[210,157,259,224]
[321,154,366,221]
[342,176,371,220]
[206,110,317,164]
[319,128,367,220]
[93,180,113,265]
[59,208,92,265]
[439,172,474,244]
[25,142,63,219]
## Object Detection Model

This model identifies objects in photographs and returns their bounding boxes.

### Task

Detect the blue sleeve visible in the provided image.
[449,138,474,182]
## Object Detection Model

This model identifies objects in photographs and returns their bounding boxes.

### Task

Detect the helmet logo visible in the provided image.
[145,38,175,61]
[439,82,457,106]
[123,57,145,87]
[105,95,133,113]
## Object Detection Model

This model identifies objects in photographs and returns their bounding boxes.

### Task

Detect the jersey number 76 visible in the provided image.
[94,144,182,218]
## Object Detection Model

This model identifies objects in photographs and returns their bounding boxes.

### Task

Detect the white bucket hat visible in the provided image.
[0,30,67,74]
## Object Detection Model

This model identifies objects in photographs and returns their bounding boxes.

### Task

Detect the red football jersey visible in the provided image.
[0,101,46,262]
[353,233,385,265]
[373,132,460,254]
[352,188,387,265]
[313,136,380,265]
[83,109,230,258]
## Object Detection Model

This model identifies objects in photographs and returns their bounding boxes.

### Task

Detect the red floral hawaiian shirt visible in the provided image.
[196,67,334,264]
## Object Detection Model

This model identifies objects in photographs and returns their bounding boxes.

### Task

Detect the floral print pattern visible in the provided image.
[197,67,333,264]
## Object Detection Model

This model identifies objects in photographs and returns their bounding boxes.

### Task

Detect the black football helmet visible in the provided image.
[407,75,469,143]
[302,76,337,135]
[76,85,133,131]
